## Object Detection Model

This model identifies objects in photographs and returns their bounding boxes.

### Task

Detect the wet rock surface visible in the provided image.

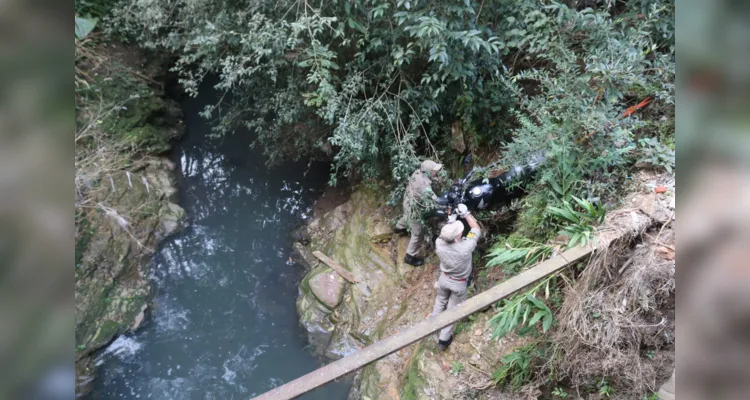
[310,269,346,309]
[75,157,186,362]
[292,241,319,270]
[296,186,470,397]
[75,158,186,388]
[296,188,403,358]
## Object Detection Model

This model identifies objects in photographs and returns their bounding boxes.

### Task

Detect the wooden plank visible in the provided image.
[312,250,359,283]
[252,243,595,400]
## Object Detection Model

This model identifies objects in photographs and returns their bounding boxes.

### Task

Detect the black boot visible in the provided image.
[403,253,424,266]
[438,336,453,350]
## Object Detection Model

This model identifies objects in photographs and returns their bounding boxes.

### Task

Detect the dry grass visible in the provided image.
[75,94,141,201]
[546,206,675,397]
[75,38,154,250]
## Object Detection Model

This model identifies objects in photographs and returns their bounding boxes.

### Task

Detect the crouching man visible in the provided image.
[431,204,480,350]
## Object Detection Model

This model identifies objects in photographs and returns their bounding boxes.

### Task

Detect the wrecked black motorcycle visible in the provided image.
[426,153,544,221]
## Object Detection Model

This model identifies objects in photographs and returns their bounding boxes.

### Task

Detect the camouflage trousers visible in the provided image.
[396,217,424,257]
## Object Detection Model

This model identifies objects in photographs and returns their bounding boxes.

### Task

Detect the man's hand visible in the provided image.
[456,203,470,218]
[447,214,458,223]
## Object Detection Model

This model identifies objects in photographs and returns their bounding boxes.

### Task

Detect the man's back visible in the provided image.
[435,227,480,280]
[405,169,431,203]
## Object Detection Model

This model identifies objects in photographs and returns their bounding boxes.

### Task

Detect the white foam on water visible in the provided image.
[96,335,143,365]
[222,365,236,383]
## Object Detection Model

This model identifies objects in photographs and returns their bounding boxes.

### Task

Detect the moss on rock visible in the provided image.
[75,43,186,397]
[402,345,427,400]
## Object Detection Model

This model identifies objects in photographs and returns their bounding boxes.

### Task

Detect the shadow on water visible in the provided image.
[88,84,351,399]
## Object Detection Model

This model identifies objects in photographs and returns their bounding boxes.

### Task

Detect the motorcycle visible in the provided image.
[423,96,652,222]
[426,152,544,221]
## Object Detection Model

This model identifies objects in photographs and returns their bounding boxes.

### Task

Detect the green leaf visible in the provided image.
[542,313,553,332]
[572,195,589,211]
[512,302,523,327]
[75,16,98,39]
[494,324,509,339]
[528,310,545,326]
[549,179,563,196]
[523,303,531,324]
[547,205,578,222]
[568,232,581,248]
[347,18,366,33]
[526,294,550,312]
[495,311,508,329]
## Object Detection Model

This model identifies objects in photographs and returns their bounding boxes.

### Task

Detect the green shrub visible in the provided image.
[636,136,675,173]
[488,276,555,340]
[547,197,607,248]
[485,235,554,275]
[105,0,673,197]
[492,343,542,391]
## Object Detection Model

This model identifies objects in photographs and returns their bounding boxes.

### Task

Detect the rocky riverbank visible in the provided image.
[292,185,511,399]
[74,43,186,395]
[292,174,675,399]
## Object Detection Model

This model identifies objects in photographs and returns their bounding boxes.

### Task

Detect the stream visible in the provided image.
[88,89,351,399]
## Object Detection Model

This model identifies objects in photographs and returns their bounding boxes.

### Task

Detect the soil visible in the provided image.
[314,181,353,218]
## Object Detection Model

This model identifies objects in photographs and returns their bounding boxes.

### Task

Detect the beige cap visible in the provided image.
[421,160,443,172]
[440,221,464,242]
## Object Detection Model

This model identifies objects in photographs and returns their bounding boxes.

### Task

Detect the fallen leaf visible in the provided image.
[655,186,667,193]
[656,246,675,260]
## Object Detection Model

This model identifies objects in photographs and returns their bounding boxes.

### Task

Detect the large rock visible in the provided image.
[297,267,340,355]
[161,201,186,238]
[309,269,346,309]
[297,286,336,355]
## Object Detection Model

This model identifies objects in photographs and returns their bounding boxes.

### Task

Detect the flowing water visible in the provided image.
[88,91,351,399]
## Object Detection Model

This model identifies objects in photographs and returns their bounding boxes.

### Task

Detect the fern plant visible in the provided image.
[547,196,606,248]
[488,276,555,340]
[485,236,554,275]
[545,152,582,203]
[492,343,538,390]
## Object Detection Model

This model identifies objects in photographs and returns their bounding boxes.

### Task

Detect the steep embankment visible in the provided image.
[292,172,675,399]
[74,43,186,393]
[293,187,443,398]
[291,186,513,399]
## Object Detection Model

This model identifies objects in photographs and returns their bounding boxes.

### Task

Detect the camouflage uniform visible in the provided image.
[396,161,440,257]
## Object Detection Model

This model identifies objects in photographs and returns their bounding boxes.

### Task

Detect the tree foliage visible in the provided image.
[108,0,674,194]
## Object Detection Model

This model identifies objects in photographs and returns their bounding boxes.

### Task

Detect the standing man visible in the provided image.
[431,204,480,350]
[395,159,443,266]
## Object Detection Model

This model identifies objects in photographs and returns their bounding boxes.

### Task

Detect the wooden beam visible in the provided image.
[312,250,359,283]
[252,243,596,400]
